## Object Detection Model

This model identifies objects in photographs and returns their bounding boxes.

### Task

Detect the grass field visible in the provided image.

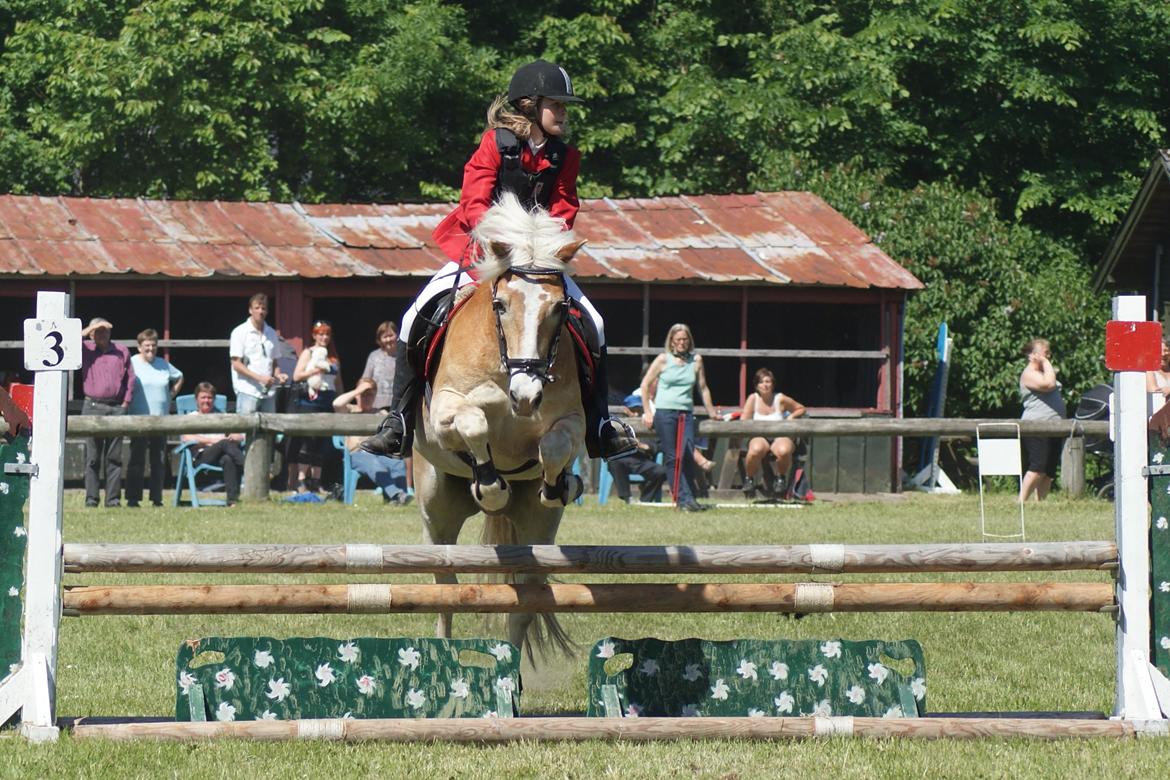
[5,489,1170,778]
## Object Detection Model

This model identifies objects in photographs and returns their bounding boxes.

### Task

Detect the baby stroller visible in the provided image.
[1074,383,1113,499]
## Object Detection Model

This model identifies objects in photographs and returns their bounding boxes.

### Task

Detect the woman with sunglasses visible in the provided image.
[287,320,344,494]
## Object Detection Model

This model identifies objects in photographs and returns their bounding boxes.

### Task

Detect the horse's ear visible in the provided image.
[490,241,512,260]
[556,239,587,263]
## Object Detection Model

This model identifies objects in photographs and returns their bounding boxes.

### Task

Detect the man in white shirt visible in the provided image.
[229,293,288,414]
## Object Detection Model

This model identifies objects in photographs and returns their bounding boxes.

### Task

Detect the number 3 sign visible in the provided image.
[23,317,83,371]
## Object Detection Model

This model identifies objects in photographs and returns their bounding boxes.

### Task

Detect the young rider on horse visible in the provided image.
[360,59,638,462]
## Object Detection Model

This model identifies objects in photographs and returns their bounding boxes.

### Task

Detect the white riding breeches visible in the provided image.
[400,260,606,346]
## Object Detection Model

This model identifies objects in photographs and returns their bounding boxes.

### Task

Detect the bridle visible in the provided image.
[491,266,569,385]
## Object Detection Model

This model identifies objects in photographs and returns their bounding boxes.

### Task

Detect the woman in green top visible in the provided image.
[640,324,718,512]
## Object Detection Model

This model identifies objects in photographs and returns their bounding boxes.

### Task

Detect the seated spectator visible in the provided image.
[181,382,244,506]
[1148,338,1170,416]
[333,378,411,505]
[740,367,805,497]
[608,392,667,503]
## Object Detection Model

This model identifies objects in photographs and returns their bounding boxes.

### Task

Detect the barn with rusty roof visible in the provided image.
[0,191,922,488]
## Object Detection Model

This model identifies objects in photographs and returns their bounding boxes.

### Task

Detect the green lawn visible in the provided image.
[5,490,1170,778]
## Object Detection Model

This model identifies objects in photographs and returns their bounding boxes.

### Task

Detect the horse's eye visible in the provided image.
[492,298,506,313]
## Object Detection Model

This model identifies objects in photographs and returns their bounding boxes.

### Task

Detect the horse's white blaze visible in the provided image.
[507,284,552,414]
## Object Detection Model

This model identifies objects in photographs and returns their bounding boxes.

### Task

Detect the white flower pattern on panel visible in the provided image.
[450,679,469,699]
[883,705,904,718]
[819,641,842,659]
[338,642,359,663]
[1161,582,1170,593]
[7,587,17,597]
[315,663,336,687]
[808,664,828,687]
[481,710,498,718]
[406,688,426,709]
[1161,637,1170,650]
[774,691,795,714]
[496,676,516,695]
[216,702,236,722]
[178,671,197,695]
[214,668,236,690]
[736,660,758,681]
[13,526,26,537]
[490,643,513,662]
[259,710,278,720]
[867,662,889,684]
[846,685,866,704]
[768,661,789,681]
[747,708,766,718]
[1157,517,1168,530]
[682,663,703,682]
[596,641,615,659]
[356,675,376,696]
[397,647,421,670]
[265,678,290,702]
[680,705,700,717]
[710,679,730,700]
[639,659,659,676]
[253,650,274,668]
[811,699,832,717]
[625,703,642,717]
[911,678,927,700]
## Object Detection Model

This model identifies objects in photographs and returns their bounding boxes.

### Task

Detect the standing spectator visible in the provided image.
[333,377,411,504]
[362,321,399,411]
[229,293,287,414]
[1146,338,1170,416]
[640,323,718,512]
[181,382,244,506]
[126,329,183,508]
[80,317,135,508]
[287,320,343,493]
[740,367,806,497]
[1019,338,1066,501]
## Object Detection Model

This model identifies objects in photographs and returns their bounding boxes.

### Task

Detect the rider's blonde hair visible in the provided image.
[486,95,538,139]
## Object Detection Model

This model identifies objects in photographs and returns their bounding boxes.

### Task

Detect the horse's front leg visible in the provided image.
[433,394,511,512]
[539,414,586,508]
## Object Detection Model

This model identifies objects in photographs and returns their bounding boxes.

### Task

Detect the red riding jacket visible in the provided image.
[431,129,581,266]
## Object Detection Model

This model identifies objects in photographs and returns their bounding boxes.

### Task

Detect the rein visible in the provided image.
[491,266,570,385]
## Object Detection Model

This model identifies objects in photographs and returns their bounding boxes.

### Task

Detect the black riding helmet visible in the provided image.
[507,60,583,107]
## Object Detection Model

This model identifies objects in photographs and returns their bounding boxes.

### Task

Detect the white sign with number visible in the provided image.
[23,317,83,371]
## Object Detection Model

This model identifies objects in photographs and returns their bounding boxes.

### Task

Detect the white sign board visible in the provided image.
[22,317,82,371]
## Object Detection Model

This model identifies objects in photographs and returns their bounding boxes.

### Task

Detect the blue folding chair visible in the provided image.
[172,393,229,507]
[332,435,358,505]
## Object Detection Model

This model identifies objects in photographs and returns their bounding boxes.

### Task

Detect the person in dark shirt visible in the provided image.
[80,317,135,508]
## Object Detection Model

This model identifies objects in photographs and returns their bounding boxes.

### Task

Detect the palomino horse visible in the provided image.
[412,193,587,656]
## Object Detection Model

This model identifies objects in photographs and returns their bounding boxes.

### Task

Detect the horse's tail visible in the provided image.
[481,514,574,660]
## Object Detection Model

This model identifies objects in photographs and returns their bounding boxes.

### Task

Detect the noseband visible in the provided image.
[491,266,569,385]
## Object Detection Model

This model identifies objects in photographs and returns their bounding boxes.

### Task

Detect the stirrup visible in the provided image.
[358,411,409,459]
[599,419,638,462]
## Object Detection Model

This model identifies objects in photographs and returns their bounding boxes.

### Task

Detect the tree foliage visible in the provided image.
[0,0,1160,414]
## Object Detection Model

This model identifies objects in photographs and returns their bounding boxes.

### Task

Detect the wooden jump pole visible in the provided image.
[62,541,1119,575]
[69,716,1160,742]
[62,582,1115,616]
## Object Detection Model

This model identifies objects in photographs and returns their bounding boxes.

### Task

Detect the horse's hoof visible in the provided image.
[540,473,583,508]
[472,476,510,512]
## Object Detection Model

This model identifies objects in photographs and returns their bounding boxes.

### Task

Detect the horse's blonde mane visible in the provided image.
[471,192,576,281]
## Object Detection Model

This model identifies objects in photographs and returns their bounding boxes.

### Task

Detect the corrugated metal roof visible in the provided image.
[0,192,922,289]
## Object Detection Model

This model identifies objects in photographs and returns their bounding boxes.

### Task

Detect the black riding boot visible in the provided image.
[584,345,639,461]
[359,346,419,459]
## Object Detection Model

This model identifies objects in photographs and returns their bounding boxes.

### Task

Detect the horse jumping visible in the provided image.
[411,193,587,655]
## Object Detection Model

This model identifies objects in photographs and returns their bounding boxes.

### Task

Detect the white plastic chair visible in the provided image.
[976,423,1025,540]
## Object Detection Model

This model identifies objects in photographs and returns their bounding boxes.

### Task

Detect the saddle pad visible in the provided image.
[0,436,30,689]
[586,637,925,718]
[1148,435,1170,679]
[176,636,521,722]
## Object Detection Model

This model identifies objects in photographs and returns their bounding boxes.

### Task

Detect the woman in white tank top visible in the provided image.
[740,367,805,496]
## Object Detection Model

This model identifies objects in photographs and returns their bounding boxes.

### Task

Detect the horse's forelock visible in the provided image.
[471,193,575,281]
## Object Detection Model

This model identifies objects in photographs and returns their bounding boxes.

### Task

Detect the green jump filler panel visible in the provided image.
[1,437,30,688]
[587,638,925,718]
[177,637,521,722]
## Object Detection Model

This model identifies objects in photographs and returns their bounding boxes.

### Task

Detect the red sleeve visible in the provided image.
[548,146,581,229]
[460,131,502,232]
